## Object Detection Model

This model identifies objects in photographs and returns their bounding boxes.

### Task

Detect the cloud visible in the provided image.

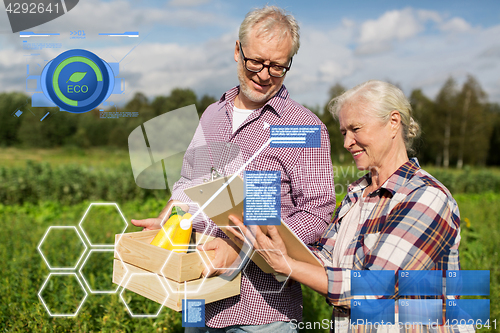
[479,45,500,58]
[352,8,478,60]
[355,8,439,55]
[354,41,392,56]
[98,32,238,100]
[0,62,26,92]
[0,30,239,106]
[169,0,212,7]
[284,25,356,106]
[0,3,499,113]
[341,18,356,29]
[2,0,232,34]
[416,9,442,23]
[359,8,423,45]
[281,9,500,106]
[439,17,472,33]
[0,46,70,96]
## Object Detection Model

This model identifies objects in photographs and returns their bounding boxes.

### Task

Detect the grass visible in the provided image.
[1,148,499,332]
[0,199,185,333]
[0,147,130,168]
[1,195,498,332]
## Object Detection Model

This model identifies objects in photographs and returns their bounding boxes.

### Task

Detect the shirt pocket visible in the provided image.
[364,232,380,249]
[360,232,381,256]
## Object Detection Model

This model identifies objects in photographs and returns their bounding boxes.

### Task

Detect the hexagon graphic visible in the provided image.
[243,249,291,294]
[159,248,210,295]
[79,203,128,247]
[119,273,169,318]
[200,225,253,272]
[38,226,87,270]
[38,273,88,317]
[79,249,119,294]
[109,250,129,290]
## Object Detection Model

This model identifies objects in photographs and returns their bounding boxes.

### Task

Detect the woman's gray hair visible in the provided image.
[239,6,300,59]
[329,80,421,154]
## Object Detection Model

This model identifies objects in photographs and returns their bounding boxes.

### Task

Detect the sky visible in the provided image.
[0,0,499,109]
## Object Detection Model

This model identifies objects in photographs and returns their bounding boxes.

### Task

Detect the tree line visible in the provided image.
[0,88,216,150]
[1,76,499,167]
[317,75,500,167]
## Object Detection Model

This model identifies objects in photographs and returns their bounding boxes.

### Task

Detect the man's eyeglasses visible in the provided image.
[239,42,292,78]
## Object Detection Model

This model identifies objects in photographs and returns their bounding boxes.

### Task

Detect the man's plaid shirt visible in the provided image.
[170,85,336,327]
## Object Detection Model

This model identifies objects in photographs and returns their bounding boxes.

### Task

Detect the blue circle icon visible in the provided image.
[41,49,115,114]
[59,62,98,101]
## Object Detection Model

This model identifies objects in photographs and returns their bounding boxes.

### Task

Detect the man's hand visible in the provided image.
[198,238,242,277]
[130,217,163,230]
[131,200,189,231]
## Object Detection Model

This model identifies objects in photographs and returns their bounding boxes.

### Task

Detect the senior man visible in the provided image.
[132,6,335,332]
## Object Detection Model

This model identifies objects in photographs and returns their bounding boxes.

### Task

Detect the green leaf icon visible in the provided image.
[66,72,87,83]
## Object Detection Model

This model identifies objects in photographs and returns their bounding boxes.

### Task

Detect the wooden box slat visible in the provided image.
[113,230,241,312]
[115,230,215,282]
[113,259,241,312]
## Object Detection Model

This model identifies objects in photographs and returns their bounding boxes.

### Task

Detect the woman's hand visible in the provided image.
[227,215,292,276]
[228,215,329,295]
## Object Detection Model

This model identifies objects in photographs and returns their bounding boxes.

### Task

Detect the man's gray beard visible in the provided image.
[236,64,276,107]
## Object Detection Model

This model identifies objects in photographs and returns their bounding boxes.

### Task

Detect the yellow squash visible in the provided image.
[167,213,193,254]
[150,207,186,249]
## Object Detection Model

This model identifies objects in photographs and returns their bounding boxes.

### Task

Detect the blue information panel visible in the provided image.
[244,171,281,225]
[270,125,321,148]
[398,270,442,296]
[182,299,205,327]
[351,270,395,296]
[351,299,395,325]
[446,299,490,324]
[399,299,443,325]
[446,270,490,296]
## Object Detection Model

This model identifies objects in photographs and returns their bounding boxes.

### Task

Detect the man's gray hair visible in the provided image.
[329,80,421,154]
[239,6,300,58]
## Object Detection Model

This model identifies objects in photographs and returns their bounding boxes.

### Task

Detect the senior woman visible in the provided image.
[228,80,463,332]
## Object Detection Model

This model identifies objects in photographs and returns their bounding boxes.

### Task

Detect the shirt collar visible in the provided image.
[380,157,420,195]
[218,85,289,117]
[347,158,421,196]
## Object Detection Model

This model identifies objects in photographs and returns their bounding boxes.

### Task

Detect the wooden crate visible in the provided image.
[113,230,241,312]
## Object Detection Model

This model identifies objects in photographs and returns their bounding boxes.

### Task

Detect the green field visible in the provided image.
[0,148,498,332]
[0,147,130,168]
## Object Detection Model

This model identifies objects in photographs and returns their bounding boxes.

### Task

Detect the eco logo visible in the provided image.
[41,49,115,113]
[4,0,79,33]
